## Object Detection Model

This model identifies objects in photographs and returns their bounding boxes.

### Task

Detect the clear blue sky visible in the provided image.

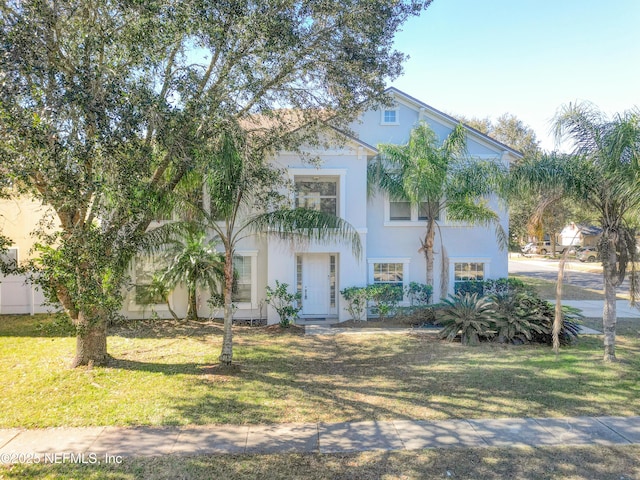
[391,0,640,151]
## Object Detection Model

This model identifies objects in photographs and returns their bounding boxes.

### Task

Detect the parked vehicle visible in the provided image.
[577,246,599,262]
[521,241,568,256]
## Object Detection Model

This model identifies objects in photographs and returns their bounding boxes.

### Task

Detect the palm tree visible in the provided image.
[204,125,361,365]
[161,228,225,321]
[368,121,507,300]
[511,103,640,361]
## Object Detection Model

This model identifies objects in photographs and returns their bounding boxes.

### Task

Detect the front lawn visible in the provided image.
[1,315,639,428]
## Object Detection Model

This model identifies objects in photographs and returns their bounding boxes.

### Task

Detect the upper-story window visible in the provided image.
[418,201,440,221]
[295,177,338,216]
[389,201,411,220]
[381,107,399,125]
[387,199,441,223]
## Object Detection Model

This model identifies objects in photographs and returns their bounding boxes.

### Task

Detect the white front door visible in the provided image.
[299,254,334,316]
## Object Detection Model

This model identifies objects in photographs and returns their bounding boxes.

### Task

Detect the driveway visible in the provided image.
[508,256,630,293]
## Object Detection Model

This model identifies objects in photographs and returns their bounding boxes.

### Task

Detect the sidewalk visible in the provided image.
[557,300,639,318]
[1,416,639,461]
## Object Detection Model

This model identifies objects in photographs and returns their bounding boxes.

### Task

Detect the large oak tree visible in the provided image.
[0,0,429,367]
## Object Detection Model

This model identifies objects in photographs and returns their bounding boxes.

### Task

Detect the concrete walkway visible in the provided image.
[559,300,639,318]
[1,416,640,462]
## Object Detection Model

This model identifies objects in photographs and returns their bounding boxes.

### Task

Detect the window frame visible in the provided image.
[294,176,339,217]
[367,257,410,304]
[389,201,411,221]
[380,107,400,126]
[231,251,258,310]
[449,258,491,296]
[0,247,18,266]
[129,254,170,312]
[288,169,347,220]
[384,196,443,226]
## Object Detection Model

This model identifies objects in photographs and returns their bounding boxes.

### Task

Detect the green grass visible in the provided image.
[510,274,632,301]
[3,446,640,479]
[1,314,639,428]
[510,275,607,300]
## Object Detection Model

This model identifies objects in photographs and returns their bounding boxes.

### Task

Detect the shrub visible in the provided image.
[523,297,583,345]
[490,291,549,343]
[405,282,433,306]
[455,277,533,297]
[366,284,402,319]
[265,281,302,327]
[438,293,496,345]
[483,277,533,296]
[397,304,440,327]
[454,280,484,296]
[340,286,368,321]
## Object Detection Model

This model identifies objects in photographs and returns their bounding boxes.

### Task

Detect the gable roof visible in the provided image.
[329,126,378,154]
[384,87,524,159]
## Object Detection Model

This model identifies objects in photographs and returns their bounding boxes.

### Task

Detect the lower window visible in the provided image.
[454,262,485,294]
[230,252,257,308]
[133,255,167,306]
[373,262,404,301]
[232,256,252,304]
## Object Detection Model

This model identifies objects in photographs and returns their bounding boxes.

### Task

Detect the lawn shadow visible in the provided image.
[151,333,640,426]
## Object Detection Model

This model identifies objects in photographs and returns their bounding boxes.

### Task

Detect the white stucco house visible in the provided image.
[124,87,521,324]
[0,88,522,321]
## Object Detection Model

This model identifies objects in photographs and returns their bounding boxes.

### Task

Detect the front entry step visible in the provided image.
[296,317,337,326]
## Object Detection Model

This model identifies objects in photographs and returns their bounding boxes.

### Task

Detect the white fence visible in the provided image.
[0,274,53,315]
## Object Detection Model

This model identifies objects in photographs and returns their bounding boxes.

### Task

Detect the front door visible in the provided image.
[298,254,336,316]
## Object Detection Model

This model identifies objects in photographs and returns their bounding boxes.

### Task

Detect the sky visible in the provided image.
[390,0,640,151]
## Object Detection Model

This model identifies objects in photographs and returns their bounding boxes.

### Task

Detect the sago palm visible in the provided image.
[438,292,495,346]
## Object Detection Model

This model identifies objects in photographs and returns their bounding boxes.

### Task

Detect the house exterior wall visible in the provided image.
[2,88,517,322]
[264,145,369,322]
[0,196,55,263]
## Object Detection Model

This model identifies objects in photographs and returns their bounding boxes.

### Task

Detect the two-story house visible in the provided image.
[123,87,521,324]
[0,88,522,320]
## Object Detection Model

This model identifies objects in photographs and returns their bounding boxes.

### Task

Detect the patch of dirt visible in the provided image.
[260,324,305,335]
[198,363,241,382]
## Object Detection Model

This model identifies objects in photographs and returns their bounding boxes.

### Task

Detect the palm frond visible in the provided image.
[135,221,203,257]
[445,198,508,250]
[554,101,606,155]
[248,208,362,258]
[442,123,468,157]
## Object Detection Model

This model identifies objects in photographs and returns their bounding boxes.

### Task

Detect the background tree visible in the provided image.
[455,112,598,250]
[456,113,540,159]
[368,121,507,300]
[455,113,542,248]
[511,103,640,361]
[0,0,428,367]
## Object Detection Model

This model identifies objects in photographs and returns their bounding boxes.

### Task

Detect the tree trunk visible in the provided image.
[602,234,619,362]
[166,301,180,321]
[422,219,436,301]
[219,249,234,365]
[553,248,571,354]
[71,311,108,368]
[603,273,618,362]
[186,285,198,320]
